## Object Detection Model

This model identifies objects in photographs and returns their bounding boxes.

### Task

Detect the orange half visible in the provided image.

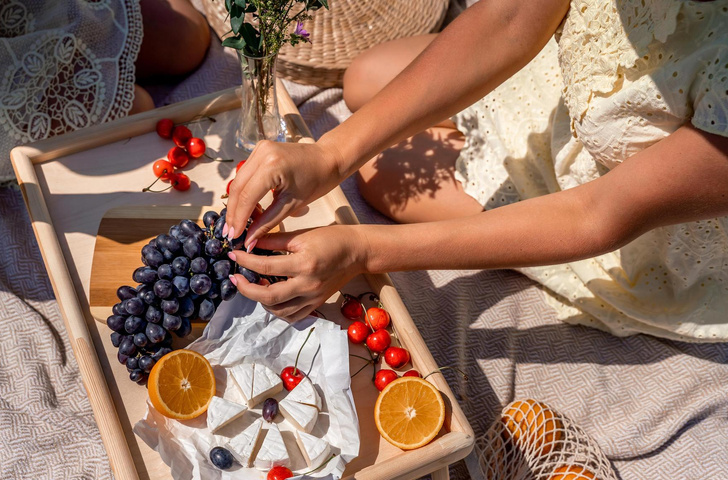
[148,349,216,420]
[374,376,446,450]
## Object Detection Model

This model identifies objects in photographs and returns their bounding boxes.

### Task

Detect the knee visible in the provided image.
[172,10,210,75]
[343,53,378,113]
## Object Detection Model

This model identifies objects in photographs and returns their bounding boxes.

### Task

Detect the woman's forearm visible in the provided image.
[318,0,569,179]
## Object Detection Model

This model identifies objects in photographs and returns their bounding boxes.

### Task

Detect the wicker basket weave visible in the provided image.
[203,0,449,87]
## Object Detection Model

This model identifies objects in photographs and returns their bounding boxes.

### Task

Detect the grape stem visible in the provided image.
[293,327,315,376]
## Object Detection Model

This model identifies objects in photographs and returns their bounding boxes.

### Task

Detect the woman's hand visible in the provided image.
[228,225,368,322]
[226,140,344,248]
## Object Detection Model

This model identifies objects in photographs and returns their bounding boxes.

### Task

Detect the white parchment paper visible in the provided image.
[133,296,360,480]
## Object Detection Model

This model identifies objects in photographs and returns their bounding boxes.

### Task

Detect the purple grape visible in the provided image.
[110,331,123,347]
[157,264,173,280]
[138,355,156,373]
[220,279,237,301]
[212,260,231,280]
[239,268,260,284]
[117,350,129,364]
[198,298,215,321]
[106,315,126,333]
[142,290,159,306]
[179,219,202,236]
[183,236,202,258]
[169,224,181,238]
[230,231,247,251]
[145,305,163,323]
[161,248,175,262]
[133,332,148,347]
[143,249,164,268]
[163,313,182,331]
[206,283,220,300]
[203,211,219,229]
[213,216,226,239]
[161,298,179,314]
[209,447,234,470]
[262,398,279,422]
[119,337,137,357]
[152,347,172,361]
[177,296,195,317]
[172,256,190,276]
[190,274,212,295]
[129,369,146,384]
[154,279,174,299]
[112,302,125,316]
[124,315,145,334]
[146,323,166,344]
[190,257,207,274]
[172,276,190,297]
[148,237,158,249]
[157,234,182,253]
[175,317,192,338]
[191,229,207,244]
[117,285,137,301]
[126,356,139,370]
[205,238,223,257]
[123,297,144,316]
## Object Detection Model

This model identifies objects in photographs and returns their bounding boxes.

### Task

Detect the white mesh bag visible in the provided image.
[475,399,618,480]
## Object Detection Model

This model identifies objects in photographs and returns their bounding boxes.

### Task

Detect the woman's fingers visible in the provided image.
[229,249,297,277]
[246,193,300,246]
[227,173,274,243]
[231,274,298,305]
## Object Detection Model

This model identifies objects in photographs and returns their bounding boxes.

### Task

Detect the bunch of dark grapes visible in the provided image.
[107,207,284,385]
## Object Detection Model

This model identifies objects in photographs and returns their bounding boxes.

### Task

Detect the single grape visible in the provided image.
[206,283,220,300]
[203,211,219,229]
[172,276,190,297]
[230,231,247,251]
[209,447,234,470]
[145,323,166,344]
[119,337,137,357]
[262,398,279,422]
[161,298,179,314]
[183,237,202,258]
[145,305,163,324]
[138,355,156,373]
[179,219,202,236]
[190,257,207,274]
[169,224,181,238]
[191,229,207,244]
[126,356,139,370]
[190,274,212,295]
[177,296,195,317]
[129,369,146,384]
[124,316,145,334]
[157,233,182,253]
[162,313,182,331]
[133,332,148,347]
[198,298,215,321]
[112,302,125,316]
[142,290,159,306]
[151,347,172,361]
[106,315,126,333]
[116,285,137,301]
[175,317,192,338]
[220,207,227,217]
[239,267,260,284]
[213,215,226,239]
[110,331,123,347]
[171,256,190,276]
[154,279,174,299]
[220,279,237,301]
[123,297,145,316]
[148,237,158,249]
[161,248,175,262]
[205,238,223,257]
[212,260,231,280]
[117,350,129,364]
[157,264,173,280]
[143,249,164,268]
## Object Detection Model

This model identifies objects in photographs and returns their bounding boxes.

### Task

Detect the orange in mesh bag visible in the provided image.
[476,399,618,480]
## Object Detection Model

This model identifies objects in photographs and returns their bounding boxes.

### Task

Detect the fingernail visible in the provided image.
[246,238,257,253]
[222,222,229,237]
[227,251,236,261]
[228,274,237,286]
[227,226,236,241]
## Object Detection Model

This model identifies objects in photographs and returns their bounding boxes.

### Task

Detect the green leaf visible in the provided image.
[225,0,232,11]
[221,36,246,50]
[233,0,246,7]
[244,3,256,13]
[241,23,262,54]
[230,12,244,34]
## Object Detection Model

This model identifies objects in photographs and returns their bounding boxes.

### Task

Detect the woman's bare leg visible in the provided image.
[130,85,155,114]
[344,35,481,223]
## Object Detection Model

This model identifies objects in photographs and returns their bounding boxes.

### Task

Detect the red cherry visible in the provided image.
[186,137,206,158]
[280,366,305,391]
[236,160,246,172]
[374,369,398,391]
[226,179,233,195]
[384,346,410,369]
[167,146,189,168]
[170,173,191,191]
[347,321,369,344]
[172,125,192,147]
[366,329,391,353]
[341,295,364,321]
[267,466,294,480]
[366,307,390,331]
[155,118,174,139]
[152,159,174,180]
[403,369,421,377]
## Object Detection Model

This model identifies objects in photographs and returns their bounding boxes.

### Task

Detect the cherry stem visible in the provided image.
[350,362,370,379]
[293,327,315,377]
[349,354,372,362]
[181,115,216,126]
[311,309,327,319]
[301,454,337,475]
[142,175,173,193]
[423,366,469,381]
[204,152,233,162]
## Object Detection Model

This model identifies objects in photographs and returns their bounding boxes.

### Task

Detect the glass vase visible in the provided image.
[236,52,285,152]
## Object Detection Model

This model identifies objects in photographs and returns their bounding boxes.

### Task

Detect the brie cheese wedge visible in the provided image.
[226,418,264,467]
[254,423,290,470]
[230,363,255,407]
[286,376,322,410]
[206,396,247,433]
[279,398,318,433]
[249,364,283,408]
[295,430,331,469]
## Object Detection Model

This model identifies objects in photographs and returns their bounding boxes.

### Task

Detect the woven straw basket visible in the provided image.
[203,0,449,87]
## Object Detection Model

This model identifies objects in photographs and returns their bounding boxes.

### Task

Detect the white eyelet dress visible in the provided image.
[452,0,728,341]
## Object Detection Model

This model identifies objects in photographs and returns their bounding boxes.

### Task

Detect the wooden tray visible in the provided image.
[10,83,473,480]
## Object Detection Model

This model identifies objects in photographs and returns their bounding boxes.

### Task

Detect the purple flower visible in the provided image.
[294,21,310,41]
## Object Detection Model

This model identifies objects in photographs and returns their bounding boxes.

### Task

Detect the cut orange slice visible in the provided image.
[148,349,216,420]
[374,376,445,450]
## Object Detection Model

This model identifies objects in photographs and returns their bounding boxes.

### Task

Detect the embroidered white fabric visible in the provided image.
[0,0,143,181]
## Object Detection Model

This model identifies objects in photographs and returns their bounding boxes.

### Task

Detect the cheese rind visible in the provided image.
[295,430,331,469]
[249,364,283,407]
[279,398,318,433]
[230,363,255,407]
[286,376,322,410]
[206,396,247,433]
[226,418,263,467]
[254,423,290,470]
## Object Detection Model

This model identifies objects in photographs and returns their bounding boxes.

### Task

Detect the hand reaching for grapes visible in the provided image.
[228,226,367,322]
[225,140,345,249]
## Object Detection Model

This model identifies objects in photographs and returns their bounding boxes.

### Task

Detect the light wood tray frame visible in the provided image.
[10,83,473,480]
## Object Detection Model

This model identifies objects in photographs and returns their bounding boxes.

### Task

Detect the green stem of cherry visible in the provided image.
[423,366,469,381]
[293,327,315,377]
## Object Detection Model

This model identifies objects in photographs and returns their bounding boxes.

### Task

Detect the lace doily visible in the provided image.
[0,0,143,182]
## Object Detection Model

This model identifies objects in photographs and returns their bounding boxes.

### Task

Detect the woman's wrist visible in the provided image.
[316,130,356,182]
